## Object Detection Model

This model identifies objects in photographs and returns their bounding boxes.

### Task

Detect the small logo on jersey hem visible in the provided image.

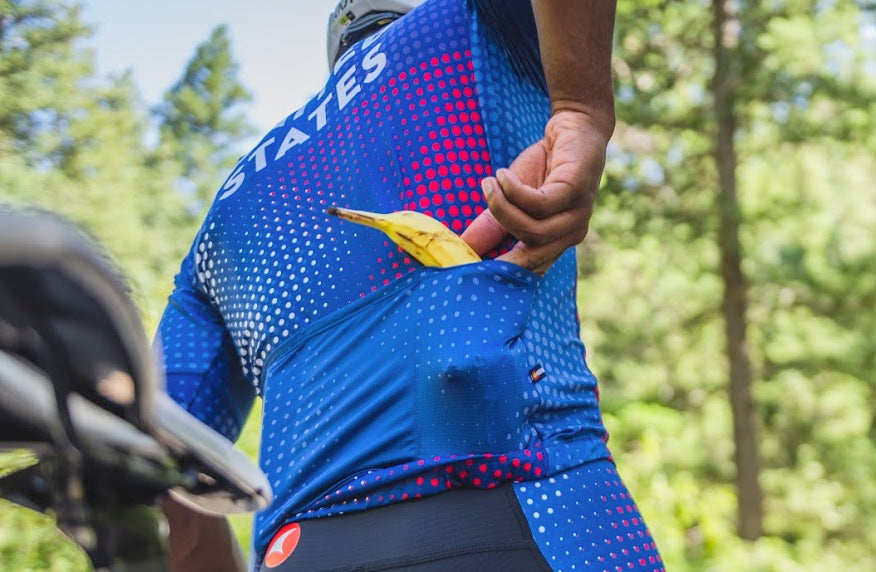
[264,522,302,568]
[529,364,546,383]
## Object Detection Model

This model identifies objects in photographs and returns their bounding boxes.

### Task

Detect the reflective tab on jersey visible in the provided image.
[264,522,302,568]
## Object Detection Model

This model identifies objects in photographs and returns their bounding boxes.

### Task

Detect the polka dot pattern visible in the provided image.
[255,261,549,539]
[514,461,664,571]
[156,0,619,565]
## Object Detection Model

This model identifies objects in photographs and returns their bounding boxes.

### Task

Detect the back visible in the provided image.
[156,0,609,564]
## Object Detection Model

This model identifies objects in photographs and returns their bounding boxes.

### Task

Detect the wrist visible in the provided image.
[548,102,616,144]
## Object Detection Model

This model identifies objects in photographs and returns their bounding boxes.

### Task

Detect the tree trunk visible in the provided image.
[711,0,764,540]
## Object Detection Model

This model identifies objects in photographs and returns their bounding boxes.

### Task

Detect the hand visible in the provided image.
[461,109,611,275]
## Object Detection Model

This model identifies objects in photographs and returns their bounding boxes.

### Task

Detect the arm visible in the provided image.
[462,0,617,274]
[156,254,256,571]
[161,494,247,572]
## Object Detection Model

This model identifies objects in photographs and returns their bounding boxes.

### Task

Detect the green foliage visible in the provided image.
[227,403,264,555]
[0,499,89,572]
[583,0,876,569]
[1,0,875,570]
[155,24,256,207]
[0,2,254,569]
[0,0,92,163]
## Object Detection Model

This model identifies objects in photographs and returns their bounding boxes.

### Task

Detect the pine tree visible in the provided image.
[155,24,256,207]
[579,0,876,568]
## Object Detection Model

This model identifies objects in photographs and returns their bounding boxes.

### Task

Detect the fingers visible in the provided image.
[505,140,548,188]
[495,134,605,220]
[482,176,592,248]
[494,168,569,220]
[497,241,566,276]
[459,208,508,256]
[462,111,610,274]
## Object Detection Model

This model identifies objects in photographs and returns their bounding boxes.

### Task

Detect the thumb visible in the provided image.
[497,242,559,276]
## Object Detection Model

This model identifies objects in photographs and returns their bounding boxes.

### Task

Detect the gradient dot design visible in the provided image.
[156,0,660,569]
[514,460,665,572]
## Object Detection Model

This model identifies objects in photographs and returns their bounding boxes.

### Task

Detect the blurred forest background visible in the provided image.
[1,0,875,570]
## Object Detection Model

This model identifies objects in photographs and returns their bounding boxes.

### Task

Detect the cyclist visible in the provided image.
[159,1,663,570]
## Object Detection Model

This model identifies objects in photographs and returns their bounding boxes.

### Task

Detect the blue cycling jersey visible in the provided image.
[157,0,612,565]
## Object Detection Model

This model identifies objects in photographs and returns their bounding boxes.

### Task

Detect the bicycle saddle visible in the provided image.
[0,208,271,514]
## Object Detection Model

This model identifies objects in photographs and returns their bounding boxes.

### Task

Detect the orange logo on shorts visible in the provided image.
[264,522,302,568]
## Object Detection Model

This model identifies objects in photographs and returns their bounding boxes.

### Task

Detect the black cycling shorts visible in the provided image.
[258,485,552,571]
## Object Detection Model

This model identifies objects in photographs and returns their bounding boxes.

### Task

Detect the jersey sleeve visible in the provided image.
[466,0,551,169]
[155,248,255,442]
[470,0,545,89]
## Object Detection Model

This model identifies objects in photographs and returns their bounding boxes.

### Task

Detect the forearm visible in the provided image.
[530,0,617,137]
[161,493,247,572]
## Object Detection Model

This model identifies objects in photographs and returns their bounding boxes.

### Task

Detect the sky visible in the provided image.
[80,0,341,138]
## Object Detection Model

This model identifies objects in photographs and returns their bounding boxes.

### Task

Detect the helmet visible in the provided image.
[327,0,427,68]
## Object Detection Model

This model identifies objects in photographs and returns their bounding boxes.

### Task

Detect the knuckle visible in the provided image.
[517,228,550,247]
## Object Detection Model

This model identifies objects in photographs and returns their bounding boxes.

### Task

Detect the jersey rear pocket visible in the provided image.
[413,260,542,456]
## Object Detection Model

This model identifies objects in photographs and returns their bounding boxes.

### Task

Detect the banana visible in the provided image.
[327,206,481,268]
